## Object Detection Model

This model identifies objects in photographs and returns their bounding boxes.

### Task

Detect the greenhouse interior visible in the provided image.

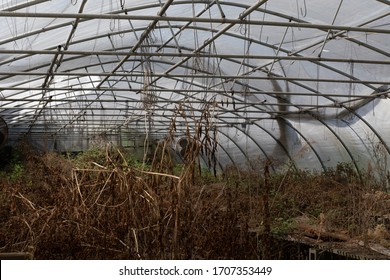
[0,0,390,260]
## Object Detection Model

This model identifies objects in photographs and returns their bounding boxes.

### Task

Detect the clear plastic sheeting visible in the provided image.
[0,0,389,174]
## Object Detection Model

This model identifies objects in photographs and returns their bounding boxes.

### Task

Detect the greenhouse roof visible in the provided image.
[0,0,389,172]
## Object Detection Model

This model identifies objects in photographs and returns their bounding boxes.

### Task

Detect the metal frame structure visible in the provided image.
[0,0,389,173]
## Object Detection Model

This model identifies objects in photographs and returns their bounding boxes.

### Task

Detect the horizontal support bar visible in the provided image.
[6,117,270,127]
[0,106,281,113]
[0,50,389,65]
[2,95,381,104]
[0,12,389,34]
[0,87,387,99]
[1,72,389,85]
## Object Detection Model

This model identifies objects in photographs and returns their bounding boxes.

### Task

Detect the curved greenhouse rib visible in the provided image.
[40,1,270,135]
[0,51,380,176]
[2,47,386,170]
[0,0,389,176]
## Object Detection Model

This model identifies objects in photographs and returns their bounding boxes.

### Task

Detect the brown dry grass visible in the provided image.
[0,144,258,259]
[1,144,390,259]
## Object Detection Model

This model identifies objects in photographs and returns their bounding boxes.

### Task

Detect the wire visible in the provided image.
[301,0,307,17]
[296,0,307,19]
[109,0,116,32]
[120,0,125,9]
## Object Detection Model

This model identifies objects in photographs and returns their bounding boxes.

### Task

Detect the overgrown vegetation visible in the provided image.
[1,105,389,259]
[1,141,390,259]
